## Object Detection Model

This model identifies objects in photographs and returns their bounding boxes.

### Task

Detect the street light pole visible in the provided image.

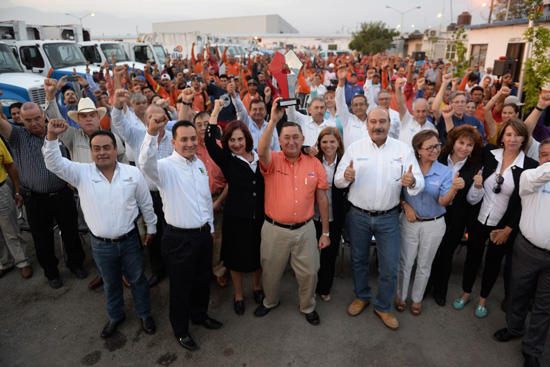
[386,6,421,32]
[65,12,95,30]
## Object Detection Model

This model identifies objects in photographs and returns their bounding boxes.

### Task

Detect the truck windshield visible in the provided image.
[153,45,166,66]
[0,44,24,73]
[43,43,87,69]
[100,43,130,63]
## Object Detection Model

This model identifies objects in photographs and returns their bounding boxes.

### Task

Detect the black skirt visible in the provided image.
[220,214,262,272]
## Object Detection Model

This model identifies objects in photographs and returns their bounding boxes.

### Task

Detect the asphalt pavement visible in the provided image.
[1,233,548,367]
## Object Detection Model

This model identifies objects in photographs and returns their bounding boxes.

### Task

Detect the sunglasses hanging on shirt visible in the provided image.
[493,174,504,194]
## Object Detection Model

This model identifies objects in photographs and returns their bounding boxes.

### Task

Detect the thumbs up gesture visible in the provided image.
[401,164,416,188]
[452,171,465,191]
[344,160,356,182]
[473,169,483,189]
[307,142,319,157]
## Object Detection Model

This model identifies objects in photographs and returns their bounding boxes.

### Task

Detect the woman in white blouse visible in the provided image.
[453,119,538,318]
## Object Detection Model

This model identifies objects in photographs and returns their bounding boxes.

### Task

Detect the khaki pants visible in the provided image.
[261,220,319,314]
[212,210,226,277]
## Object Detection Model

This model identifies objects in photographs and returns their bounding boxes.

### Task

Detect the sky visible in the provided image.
[0,0,493,36]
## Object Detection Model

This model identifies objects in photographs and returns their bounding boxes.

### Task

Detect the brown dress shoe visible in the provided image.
[88,275,104,290]
[348,299,370,316]
[20,266,33,279]
[373,309,399,330]
[122,275,131,288]
[216,276,227,288]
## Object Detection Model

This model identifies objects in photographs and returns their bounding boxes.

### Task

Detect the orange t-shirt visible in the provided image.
[196,141,226,194]
[260,151,328,223]
[225,62,239,77]
[241,92,259,114]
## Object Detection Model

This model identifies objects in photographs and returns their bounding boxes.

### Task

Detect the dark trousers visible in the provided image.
[507,233,550,357]
[148,191,166,276]
[23,186,84,279]
[162,225,212,339]
[430,221,467,299]
[314,220,343,296]
[462,219,514,298]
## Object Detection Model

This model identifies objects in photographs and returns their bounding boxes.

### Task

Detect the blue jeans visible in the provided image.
[91,233,151,321]
[346,206,400,313]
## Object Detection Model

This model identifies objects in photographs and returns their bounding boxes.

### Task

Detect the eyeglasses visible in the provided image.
[493,174,504,194]
[420,143,442,152]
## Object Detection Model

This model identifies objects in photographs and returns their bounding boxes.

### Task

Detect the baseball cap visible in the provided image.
[504,95,524,106]
[136,76,146,82]
[183,68,189,74]
[248,79,258,85]
[373,72,381,78]
[328,63,335,68]
[161,74,171,81]
[391,75,399,81]
[351,72,357,77]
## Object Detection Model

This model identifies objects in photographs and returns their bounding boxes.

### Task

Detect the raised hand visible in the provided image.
[442,73,453,85]
[147,113,168,135]
[113,89,131,109]
[77,75,88,87]
[269,97,286,124]
[395,77,406,89]
[441,105,454,119]
[44,78,57,98]
[538,92,550,109]
[473,169,483,189]
[264,86,271,97]
[416,78,425,90]
[56,75,68,90]
[337,65,348,81]
[344,160,355,182]
[226,82,236,98]
[113,65,125,79]
[212,99,224,115]
[307,142,319,157]
[452,171,465,191]
[401,165,415,188]
[47,118,68,140]
[497,86,511,99]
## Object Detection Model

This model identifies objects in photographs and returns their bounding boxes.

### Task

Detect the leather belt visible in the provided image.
[265,216,311,230]
[350,203,399,217]
[521,233,550,254]
[92,228,137,243]
[167,223,210,233]
[416,214,445,222]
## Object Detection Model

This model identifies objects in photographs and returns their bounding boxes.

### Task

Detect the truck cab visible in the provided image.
[120,42,167,67]
[0,41,46,117]
[6,40,99,80]
[79,41,146,70]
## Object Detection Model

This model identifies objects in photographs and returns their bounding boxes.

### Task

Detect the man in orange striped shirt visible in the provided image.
[254,98,330,326]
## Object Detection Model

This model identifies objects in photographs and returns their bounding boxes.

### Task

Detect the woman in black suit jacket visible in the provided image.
[428,125,484,307]
[453,119,539,318]
[313,127,348,301]
[205,101,265,315]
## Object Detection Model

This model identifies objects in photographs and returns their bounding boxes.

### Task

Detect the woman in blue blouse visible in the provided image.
[396,130,464,315]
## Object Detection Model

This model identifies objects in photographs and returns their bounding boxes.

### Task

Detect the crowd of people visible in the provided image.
[1,48,550,366]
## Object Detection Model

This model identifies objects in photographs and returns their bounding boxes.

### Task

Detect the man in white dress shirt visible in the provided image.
[335,66,369,149]
[394,78,437,146]
[285,97,335,147]
[335,107,424,330]
[493,139,550,367]
[139,116,222,352]
[42,121,157,339]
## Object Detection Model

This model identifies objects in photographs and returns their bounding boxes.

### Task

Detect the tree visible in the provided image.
[492,0,531,22]
[522,0,550,110]
[349,21,399,54]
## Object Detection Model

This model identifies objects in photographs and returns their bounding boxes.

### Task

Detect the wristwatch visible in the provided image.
[15,192,21,196]
[322,232,330,237]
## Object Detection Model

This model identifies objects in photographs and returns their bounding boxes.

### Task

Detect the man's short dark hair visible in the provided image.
[468,74,478,82]
[61,86,75,97]
[89,130,117,149]
[9,102,23,114]
[540,137,550,150]
[219,74,228,80]
[172,120,196,139]
[351,94,368,105]
[249,98,266,110]
[471,86,484,95]
[280,121,303,135]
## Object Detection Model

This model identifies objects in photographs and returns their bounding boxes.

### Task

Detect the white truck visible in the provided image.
[5,40,100,80]
[0,41,46,117]
[79,41,147,70]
